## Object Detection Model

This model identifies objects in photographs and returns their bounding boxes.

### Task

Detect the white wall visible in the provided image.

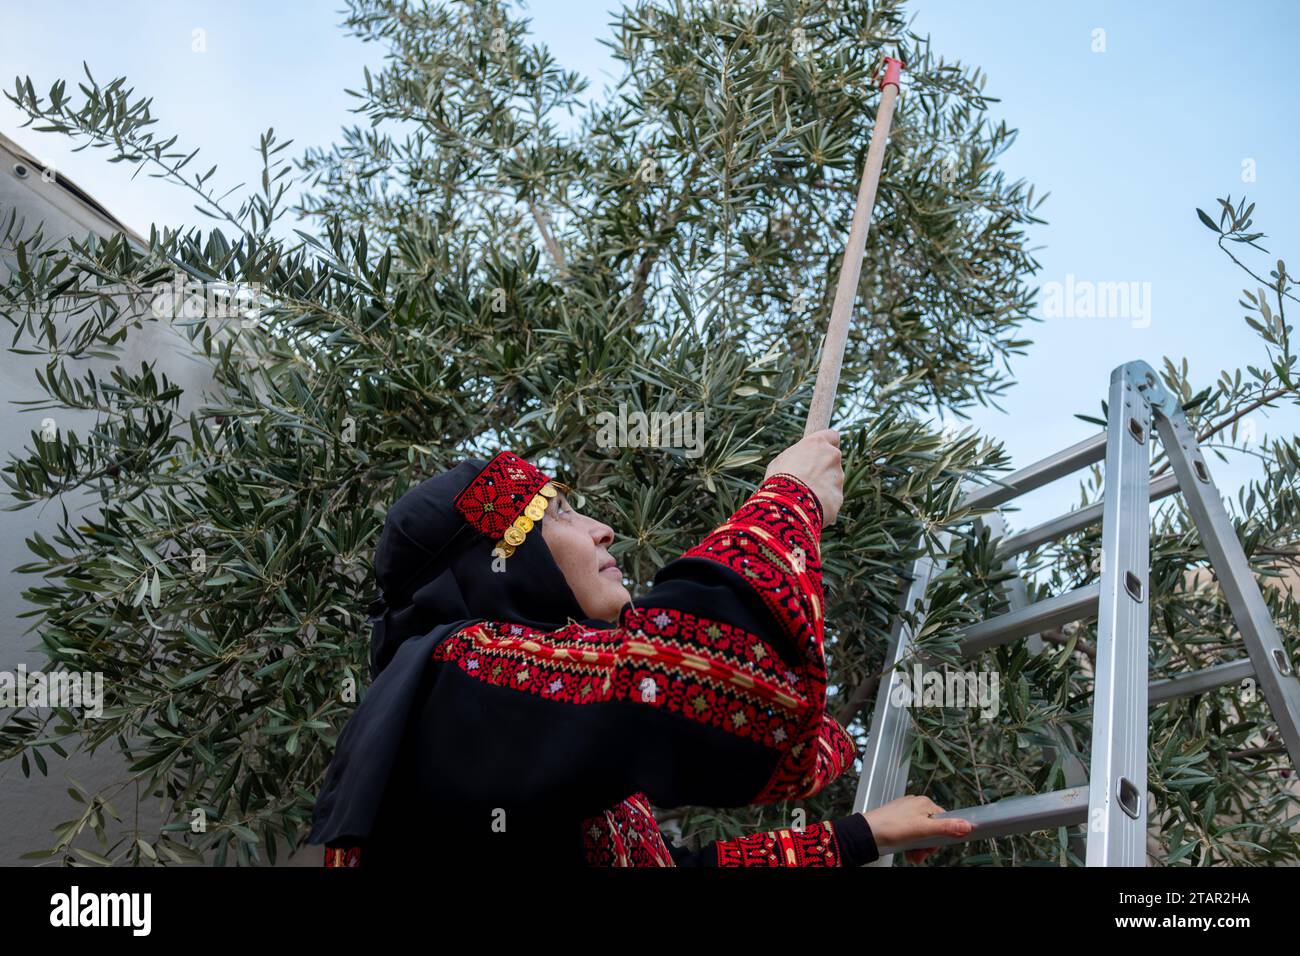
[0,133,320,866]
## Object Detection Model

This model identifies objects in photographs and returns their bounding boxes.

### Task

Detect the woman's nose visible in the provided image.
[591,520,614,547]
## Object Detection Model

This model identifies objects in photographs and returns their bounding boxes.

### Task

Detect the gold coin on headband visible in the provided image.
[512,515,534,533]
[539,483,557,498]
[503,526,526,546]
[524,503,546,521]
[492,544,515,559]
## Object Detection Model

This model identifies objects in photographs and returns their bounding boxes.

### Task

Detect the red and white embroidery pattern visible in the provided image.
[714,820,843,866]
[433,611,805,747]
[580,792,676,866]
[580,794,849,867]
[452,450,551,539]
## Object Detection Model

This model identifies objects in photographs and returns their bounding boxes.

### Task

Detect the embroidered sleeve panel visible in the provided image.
[678,474,825,662]
[578,792,859,869]
[676,473,856,803]
[580,792,676,867]
[713,819,844,867]
[579,794,874,869]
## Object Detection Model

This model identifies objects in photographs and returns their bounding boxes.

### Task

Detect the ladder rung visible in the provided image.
[1149,658,1255,705]
[886,788,1089,852]
[961,433,1107,512]
[958,583,1101,656]
[995,472,1181,559]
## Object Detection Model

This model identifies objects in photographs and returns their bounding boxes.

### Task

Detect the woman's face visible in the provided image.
[540,491,631,622]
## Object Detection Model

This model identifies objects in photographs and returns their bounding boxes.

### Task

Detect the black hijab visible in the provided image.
[368,455,588,676]
[309,452,592,846]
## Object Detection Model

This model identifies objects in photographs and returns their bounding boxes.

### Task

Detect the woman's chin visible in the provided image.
[596,581,632,621]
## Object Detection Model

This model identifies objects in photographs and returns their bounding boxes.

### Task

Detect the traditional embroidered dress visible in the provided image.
[309,451,878,867]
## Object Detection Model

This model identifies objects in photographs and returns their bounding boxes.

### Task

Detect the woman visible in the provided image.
[309,430,971,866]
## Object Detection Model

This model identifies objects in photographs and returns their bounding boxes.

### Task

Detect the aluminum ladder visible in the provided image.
[852,359,1300,866]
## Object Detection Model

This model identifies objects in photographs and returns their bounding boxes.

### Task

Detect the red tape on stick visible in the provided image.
[879,57,905,91]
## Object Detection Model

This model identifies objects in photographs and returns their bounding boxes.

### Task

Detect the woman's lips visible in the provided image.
[600,564,622,579]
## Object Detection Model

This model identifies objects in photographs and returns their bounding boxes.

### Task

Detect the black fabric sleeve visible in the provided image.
[830,813,881,866]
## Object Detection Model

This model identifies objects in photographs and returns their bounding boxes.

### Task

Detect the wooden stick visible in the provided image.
[804,58,905,437]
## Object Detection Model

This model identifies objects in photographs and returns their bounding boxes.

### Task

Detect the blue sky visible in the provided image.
[2,0,1296,532]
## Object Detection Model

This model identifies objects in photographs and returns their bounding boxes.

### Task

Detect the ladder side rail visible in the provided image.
[853,533,952,867]
[1085,363,1154,866]
[1154,407,1300,768]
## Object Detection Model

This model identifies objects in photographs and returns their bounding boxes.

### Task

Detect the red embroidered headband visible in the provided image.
[452,451,566,560]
